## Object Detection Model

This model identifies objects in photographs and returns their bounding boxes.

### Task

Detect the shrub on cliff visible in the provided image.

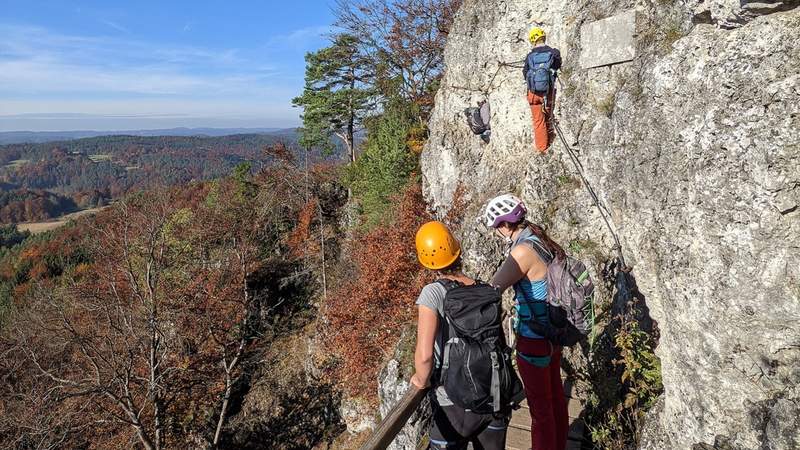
[345,104,419,228]
[323,181,431,400]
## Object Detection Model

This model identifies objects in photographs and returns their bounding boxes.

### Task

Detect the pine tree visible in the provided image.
[292,34,375,163]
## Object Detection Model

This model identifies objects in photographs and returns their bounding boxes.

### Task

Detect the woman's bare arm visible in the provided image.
[490,245,536,292]
[410,305,439,389]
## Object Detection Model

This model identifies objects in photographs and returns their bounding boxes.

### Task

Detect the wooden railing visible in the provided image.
[359,385,429,450]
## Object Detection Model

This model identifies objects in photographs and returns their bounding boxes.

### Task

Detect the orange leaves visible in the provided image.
[18,245,43,261]
[287,198,319,258]
[264,142,296,165]
[323,181,432,400]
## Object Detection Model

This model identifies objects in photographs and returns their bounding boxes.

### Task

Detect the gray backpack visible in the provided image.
[464,100,491,137]
[526,240,595,347]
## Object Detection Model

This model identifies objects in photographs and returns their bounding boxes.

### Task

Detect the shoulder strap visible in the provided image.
[523,237,554,265]
[437,278,462,291]
[435,279,460,384]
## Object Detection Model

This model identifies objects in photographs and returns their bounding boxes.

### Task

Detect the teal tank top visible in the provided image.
[511,228,550,339]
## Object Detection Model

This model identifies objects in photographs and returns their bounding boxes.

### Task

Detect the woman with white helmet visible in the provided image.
[484,194,568,450]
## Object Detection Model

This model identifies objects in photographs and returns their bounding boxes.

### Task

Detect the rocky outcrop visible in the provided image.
[377,327,430,449]
[688,0,800,28]
[421,0,799,448]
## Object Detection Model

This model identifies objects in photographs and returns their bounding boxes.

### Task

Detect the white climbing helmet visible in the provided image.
[483,194,527,228]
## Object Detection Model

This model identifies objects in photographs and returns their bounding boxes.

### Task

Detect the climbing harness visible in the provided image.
[552,117,628,268]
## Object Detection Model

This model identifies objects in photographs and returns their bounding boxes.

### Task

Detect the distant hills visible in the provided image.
[0,132,326,224]
[0,127,299,145]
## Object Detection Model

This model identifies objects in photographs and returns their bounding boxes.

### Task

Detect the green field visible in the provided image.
[88,154,112,162]
[4,159,30,169]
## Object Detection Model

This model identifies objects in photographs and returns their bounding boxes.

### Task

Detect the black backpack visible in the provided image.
[436,279,525,414]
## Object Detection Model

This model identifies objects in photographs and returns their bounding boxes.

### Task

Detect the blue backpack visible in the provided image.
[526,50,555,93]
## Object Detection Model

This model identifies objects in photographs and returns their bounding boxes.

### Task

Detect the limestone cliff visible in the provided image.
[420,0,799,448]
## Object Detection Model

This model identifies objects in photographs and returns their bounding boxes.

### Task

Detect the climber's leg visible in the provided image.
[529,91,549,153]
[549,346,569,450]
[517,337,557,449]
[428,402,472,449]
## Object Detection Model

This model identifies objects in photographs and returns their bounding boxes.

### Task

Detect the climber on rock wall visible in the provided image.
[524,27,561,154]
[485,194,570,450]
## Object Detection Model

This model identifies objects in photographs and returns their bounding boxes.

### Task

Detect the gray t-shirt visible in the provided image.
[415,281,453,406]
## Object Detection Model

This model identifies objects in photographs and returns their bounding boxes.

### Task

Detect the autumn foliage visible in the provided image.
[0,155,347,449]
[335,0,462,118]
[324,181,432,400]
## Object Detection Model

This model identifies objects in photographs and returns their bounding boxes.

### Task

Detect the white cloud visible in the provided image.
[265,25,335,49]
[0,23,308,130]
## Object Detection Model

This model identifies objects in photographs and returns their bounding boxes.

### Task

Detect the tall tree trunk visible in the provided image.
[213,369,234,447]
[150,323,163,450]
[347,119,355,164]
[146,259,163,450]
[348,70,356,164]
[135,426,157,450]
[213,265,249,447]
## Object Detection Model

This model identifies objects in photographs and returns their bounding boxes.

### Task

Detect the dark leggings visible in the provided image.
[428,401,509,450]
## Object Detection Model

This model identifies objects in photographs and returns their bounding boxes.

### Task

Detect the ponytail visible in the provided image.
[520,221,565,260]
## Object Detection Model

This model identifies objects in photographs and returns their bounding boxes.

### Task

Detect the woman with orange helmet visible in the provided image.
[410,221,514,450]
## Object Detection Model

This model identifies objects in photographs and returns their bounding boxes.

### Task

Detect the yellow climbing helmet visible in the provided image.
[415,221,461,270]
[529,27,546,44]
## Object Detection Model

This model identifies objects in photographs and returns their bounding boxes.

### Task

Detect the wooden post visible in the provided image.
[359,385,430,450]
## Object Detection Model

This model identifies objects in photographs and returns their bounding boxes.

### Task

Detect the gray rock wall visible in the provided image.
[420,0,800,448]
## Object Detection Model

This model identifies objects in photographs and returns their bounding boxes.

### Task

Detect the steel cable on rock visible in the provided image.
[551,116,627,268]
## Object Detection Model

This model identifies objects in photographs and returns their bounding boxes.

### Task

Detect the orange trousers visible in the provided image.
[527,90,556,153]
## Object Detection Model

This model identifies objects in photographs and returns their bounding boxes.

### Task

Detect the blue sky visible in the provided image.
[0,0,337,131]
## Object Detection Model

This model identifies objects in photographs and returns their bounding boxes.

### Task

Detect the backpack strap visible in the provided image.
[522,236,554,265]
[490,351,501,412]
[435,278,460,384]
[436,278,462,291]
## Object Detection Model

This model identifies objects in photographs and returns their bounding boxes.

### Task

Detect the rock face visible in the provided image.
[378,359,431,450]
[688,0,800,28]
[420,0,800,448]
[580,10,637,69]
[375,327,431,449]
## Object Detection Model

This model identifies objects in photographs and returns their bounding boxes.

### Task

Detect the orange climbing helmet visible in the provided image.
[415,221,461,270]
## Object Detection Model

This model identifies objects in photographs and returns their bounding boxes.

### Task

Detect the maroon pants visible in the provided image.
[516,337,568,450]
